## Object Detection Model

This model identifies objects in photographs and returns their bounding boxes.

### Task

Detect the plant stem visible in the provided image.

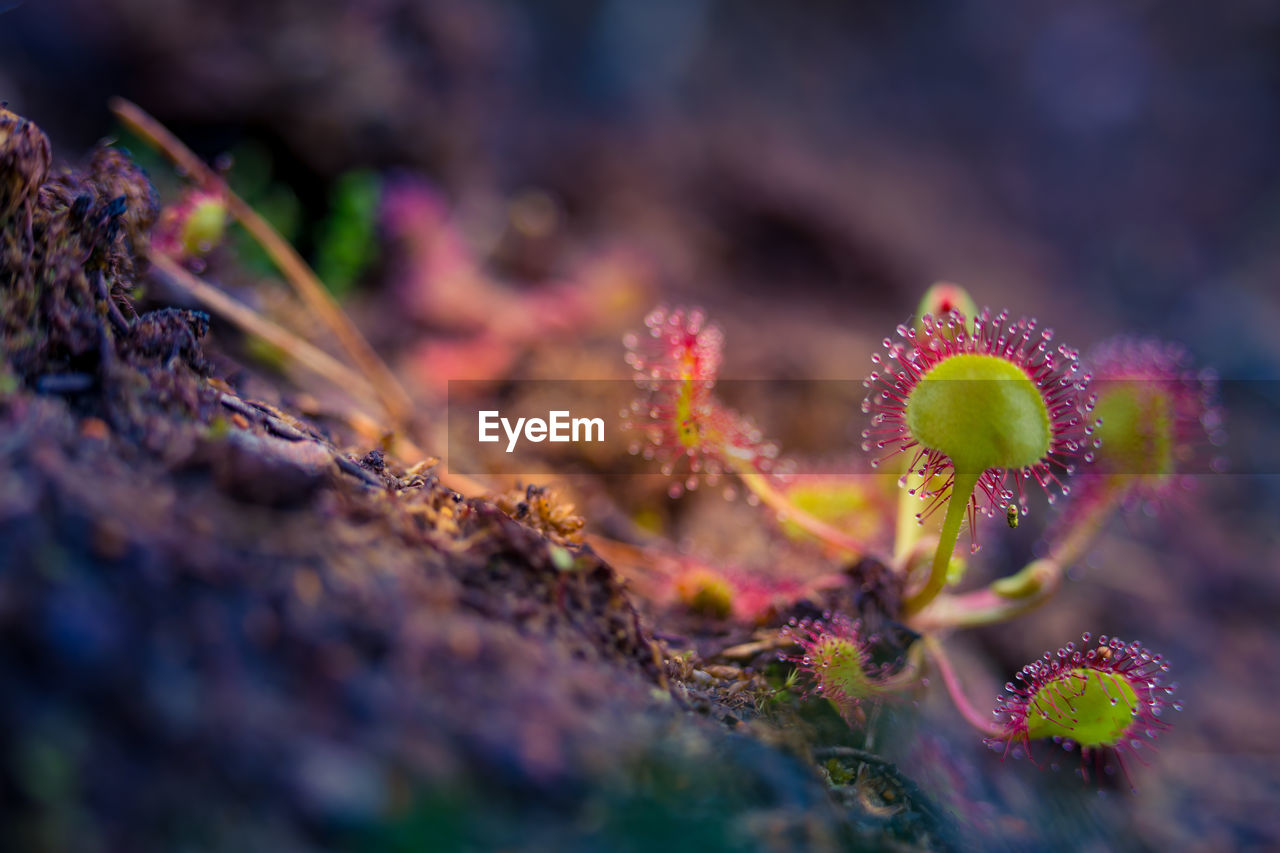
[911,559,1061,631]
[892,457,928,567]
[736,469,867,558]
[1048,479,1126,568]
[922,635,1002,738]
[901,467,979,617]
[911,481,1128,631]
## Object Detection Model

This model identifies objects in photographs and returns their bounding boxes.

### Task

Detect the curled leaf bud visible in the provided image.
[915,281,978,339]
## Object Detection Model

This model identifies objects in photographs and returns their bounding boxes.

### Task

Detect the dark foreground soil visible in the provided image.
[1,108,953,853]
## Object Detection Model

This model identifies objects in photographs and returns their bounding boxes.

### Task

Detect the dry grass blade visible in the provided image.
[150,253,381,409]
[115,99,503,498]
[110,97,416,426]
[153,254,459,476]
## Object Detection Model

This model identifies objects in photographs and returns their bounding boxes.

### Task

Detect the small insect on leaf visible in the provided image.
[1006,503,1019,529]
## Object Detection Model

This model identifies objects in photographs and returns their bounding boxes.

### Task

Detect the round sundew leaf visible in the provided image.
[1024,668,1139,747]
[1092,384,1175,478]
[905,353,1052,472]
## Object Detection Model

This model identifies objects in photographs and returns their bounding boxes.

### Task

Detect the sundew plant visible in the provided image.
[622,284,1223,789]
[10,94,1235,851]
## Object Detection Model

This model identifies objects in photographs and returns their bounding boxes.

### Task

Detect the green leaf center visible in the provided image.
[1092,384,1174,478]
[813,636,875,699]
[1025,668,1139,747]
[905,353,1052,472]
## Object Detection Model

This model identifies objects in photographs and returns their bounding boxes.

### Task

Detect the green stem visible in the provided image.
[892,458,929,567]
[1048,479,1127,568]
[902,467,979,617]
[911,559,1061,631]
[736,469,867,559]
[910,480,1130,631]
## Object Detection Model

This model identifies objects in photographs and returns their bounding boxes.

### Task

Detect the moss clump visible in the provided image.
[1,105,52,218]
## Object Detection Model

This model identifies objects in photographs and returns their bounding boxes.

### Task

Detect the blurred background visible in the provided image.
[3,0,1279,849]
